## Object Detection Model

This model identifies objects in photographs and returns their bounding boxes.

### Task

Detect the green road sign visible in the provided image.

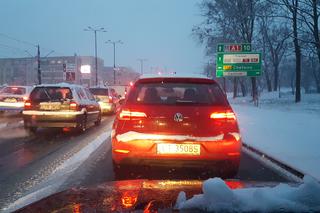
[216,52,262,77]
[217,43,252,53]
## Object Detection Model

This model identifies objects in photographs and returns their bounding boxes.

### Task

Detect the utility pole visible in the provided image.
[26,48,53,85]
[84,26,107,86]
[137,58,147,75]
[105,40,123,85]
[37,44,41,84]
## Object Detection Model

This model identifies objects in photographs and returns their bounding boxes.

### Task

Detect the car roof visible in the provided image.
[136,74,217,84]
[34,82,84,89]
[4,85,33,89]
[89,86,110,89]
[139,73,210,79]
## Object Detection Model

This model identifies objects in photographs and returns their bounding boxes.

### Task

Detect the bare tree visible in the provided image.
[280,0,302,102]
[299,0,320,92]
[193,0,261,102]
[260,16,291,91]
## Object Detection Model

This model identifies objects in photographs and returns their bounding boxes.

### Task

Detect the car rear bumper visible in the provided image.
[114,158,240,170]
[23,110,84,128]
[0,101,24,111]
[112,132,242,167]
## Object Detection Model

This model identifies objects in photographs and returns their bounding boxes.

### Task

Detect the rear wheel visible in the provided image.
[25,126,37,134]
[94,112,101,126]
[77,115,87,132]
[23,120,37,134]
[113,161,122,179]
[222,160,240,179]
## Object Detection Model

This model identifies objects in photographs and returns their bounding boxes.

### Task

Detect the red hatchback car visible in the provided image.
[112,76,242,177]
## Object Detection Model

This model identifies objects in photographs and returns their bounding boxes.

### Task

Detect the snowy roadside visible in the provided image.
[230,91,320,181]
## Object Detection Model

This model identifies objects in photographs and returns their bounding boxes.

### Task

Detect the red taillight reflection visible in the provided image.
[70,102,78,110]
[225,180,244,189]
[24,101,31,108]
[210,112,236,120]
[121,191,138,208]
[119,110,147,120]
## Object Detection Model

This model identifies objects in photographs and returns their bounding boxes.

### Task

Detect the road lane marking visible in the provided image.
[2,122,113,212]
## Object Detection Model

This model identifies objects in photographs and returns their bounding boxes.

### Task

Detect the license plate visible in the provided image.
[157,144,200,155]
[4,98,17,103]
[40,102,61,110]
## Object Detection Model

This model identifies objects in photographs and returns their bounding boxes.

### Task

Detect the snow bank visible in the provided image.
[227,91,320,180]
[176,176,320,212]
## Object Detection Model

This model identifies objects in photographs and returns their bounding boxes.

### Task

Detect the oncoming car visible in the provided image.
[22,83,101,133]
[89,87,119,114]
[0,86,33,113]
[112,76,242,178]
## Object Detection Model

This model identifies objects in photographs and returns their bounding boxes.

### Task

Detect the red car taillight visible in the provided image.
[70,102,79,111]
[119,109,147,120]
[210,111,236,120]
[210,111,238,133]
[24,100,32,109]
[108,96,113,103]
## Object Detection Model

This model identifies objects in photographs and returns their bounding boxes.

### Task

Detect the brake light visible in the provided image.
[108,96,113,103]
[70,102,78,110]
[23,96,28,101]
[119,110,147,120]
[210,111,236,120]
[24,100,32,109]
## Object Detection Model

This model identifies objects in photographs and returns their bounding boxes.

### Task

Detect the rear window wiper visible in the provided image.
[43,89,53,101]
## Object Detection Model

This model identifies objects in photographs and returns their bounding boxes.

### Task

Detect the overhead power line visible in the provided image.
[0,32,37,47]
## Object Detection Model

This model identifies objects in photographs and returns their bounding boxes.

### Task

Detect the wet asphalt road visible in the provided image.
[0,112,288,209]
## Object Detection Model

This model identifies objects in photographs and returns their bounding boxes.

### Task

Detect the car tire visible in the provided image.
[23,121,37,134]
[222,161,240,179]
[223,168,239,179]
[77,115,87,133]
[113,161,122,179]
[26,127,37,134]
[94,112,101,126]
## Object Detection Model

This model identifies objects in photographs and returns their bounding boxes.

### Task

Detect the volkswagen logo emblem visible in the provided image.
[174,113,183,122]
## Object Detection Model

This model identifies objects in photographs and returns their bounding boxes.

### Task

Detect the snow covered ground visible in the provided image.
[229,90,320,181]
[176,176,320,212]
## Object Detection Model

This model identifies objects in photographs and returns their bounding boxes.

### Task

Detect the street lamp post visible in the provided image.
[105,40,123,85]
[137,58,147,75]
[84,26,107,86]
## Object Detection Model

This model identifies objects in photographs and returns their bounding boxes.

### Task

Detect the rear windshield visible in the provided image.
[30,87,73,102]
[89,88,108,96]
[1,87,26,95]
[127,82,228,106]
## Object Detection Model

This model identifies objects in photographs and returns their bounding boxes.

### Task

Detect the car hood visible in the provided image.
[16,179,284,212]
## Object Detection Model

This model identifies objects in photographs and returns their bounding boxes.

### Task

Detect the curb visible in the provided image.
[242,143,304,182]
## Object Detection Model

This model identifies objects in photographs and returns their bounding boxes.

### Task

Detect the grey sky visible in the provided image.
[0,0,206,74]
